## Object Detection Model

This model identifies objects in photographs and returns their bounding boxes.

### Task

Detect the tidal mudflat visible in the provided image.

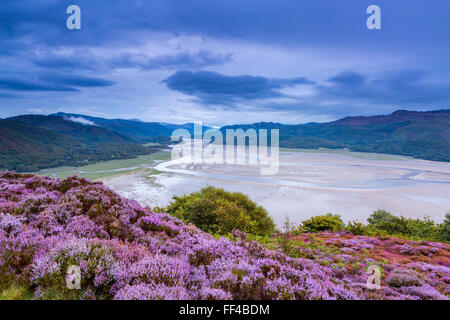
[103,149,450,226]
[35,151,170,180]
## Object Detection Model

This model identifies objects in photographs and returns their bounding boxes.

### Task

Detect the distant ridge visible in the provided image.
[221,109,450,162]
[0,115,153,172]
[1,109,448,172]
[332,109,450,126]
[52,112,172,143]
[52,112,212,143]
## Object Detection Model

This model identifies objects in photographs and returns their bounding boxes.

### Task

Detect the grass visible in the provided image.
[143,142,162,147]
[34,151,170,180]
[0,284,33,300]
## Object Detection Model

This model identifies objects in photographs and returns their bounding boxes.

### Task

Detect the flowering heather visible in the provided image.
[0,172,448,300]
[290,231,449,300]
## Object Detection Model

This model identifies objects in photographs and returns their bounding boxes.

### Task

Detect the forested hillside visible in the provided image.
[0,116,152,172]
[221,110,450,161]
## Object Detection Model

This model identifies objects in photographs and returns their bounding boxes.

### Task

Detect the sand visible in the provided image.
[103,150,450,226]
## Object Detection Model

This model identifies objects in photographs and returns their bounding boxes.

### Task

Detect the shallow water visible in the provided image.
[155,159,450,190]
[104,150,450,226]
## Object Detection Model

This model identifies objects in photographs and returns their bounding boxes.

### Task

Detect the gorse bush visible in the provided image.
[366,210,448,242]
[165,187,275,237]
[301,214,344,233]
[345,221,369,236]
[405,216,440,240]
[289,210,448,243]
[442,213,450,242]
[367,210,409,235]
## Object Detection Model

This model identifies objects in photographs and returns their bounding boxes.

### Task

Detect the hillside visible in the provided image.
[221,110,450,162]
[52,113,211,143]
[0,172,448,300]
[52,109,450,162]
[1,109,448,172]
[52,112,173,143]
[0,115,152,172]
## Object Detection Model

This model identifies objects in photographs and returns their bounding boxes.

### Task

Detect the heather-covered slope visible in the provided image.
[0,172,448,300]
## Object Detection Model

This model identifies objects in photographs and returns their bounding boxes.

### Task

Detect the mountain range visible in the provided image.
[52,112,212,143]
[0,109,448,172]
[222,109,450,162]
[0,115,154,172]
[52,112,173,143]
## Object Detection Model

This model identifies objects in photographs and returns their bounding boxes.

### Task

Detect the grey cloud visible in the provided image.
[111,50,233,70]
[0,77,78,92]
[162,70,314,106]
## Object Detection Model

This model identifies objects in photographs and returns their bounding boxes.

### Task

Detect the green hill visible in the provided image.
[221,110,450,162]
[1,109,448,172]
[0,115,153,172]
[52,112,172,143]
[51,112,211,143]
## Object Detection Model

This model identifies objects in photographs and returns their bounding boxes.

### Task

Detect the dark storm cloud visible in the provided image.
[0,74,114,92]
[162,69,450,113]
[30,50,233,73]
[319,70,450,105]
[0,77,77,92]
[328,72,367,86]
[40,74,115,88]
[2,1,450,50]
[110,50,233,70]
[162,70,314,105]
[1,0,450,122]
[31,56,96,71]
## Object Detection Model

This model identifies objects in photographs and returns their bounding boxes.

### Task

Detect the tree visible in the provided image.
[165,186,275,237]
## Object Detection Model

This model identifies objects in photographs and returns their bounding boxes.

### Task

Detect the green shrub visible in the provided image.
[441,213,450,242]
[277,218,296,255]
[165,187,275,237]
[367,210,409,235]
[301,214,344,233]
[346,221,369,235]
[405,216,439,240]
[365,210,448,242]
[291,224,304,236]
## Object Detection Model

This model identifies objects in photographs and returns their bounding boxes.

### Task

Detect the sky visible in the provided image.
[0,0,450,126]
